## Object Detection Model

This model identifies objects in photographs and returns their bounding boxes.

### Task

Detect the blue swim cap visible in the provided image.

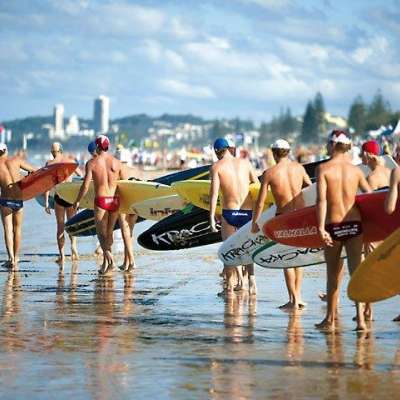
[87,141,96,154]
[213,138,229,151]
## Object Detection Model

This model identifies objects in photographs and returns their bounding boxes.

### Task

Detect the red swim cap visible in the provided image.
[95,135,110,151]
[362,140,380,156]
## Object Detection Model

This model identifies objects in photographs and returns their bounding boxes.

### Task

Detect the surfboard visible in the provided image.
[263,190,400,248]
[138,203,221,250]
[172,180,275,215]
[131,195,187,221]
[18,162,77,201]
[217,156,398,267]
[64,165,210,236]
[35,190,55,209]
[347,227,400,303]
[56,180,174,213]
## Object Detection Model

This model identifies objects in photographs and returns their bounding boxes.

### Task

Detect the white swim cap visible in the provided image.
[271,139,290,150]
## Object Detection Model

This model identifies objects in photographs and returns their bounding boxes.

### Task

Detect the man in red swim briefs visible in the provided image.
[73,135,127,274]
[316,130,371,331]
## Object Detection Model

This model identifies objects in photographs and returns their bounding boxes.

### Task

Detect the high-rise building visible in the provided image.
[53,104,65,139]
[93,95,110,134]
[65,115,80,136]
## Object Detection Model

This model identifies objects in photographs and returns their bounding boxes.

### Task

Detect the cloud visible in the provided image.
[159,79,215,99]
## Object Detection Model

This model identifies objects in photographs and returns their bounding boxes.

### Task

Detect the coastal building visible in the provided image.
[52,104,65,140]
[93,95,110,134]
[65,115,80,136]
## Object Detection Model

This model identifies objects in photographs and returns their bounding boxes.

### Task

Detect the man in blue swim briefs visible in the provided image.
[209,137,258,295]
[252,139,312,310]
[0,143,37,269]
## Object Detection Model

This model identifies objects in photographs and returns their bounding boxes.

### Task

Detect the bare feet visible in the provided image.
[56,255,65,265]
[393,315,400,322]
[71,251,79,261]
[218,287,234,297]
[354,323,368,331]
[119,263,136,272]
[279,301,293,310]
[315,318,335,331]
[318,292,327,302]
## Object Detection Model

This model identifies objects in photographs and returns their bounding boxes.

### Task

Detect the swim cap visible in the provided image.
[328,130,351,145]
[271,139,290,150]
[213,138,229,151]
[95,135,110,151]
[87,141,96,154]
[362,140,380,156]
[0,143,7,152]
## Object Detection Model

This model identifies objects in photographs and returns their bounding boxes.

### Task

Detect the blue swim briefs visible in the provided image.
[222,209,253,228]
[0,199,23,211]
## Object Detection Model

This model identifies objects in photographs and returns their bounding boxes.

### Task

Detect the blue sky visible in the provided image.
[1,0,399,121]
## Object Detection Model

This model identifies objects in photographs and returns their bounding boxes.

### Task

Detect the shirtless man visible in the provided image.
[360,140,391,320]
[384,165,400,321]
[73,135,127,274]
[316,130,371,331]
[0,144,36,269]
[251,139,311,309]
[210,138,258,295]
[45,142,81,264]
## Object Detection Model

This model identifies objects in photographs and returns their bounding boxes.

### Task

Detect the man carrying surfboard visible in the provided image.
[360,140,391,320]
[251,139,312,309]
[385,164,400,322]
[210,137,258,295]
[0,144,37,269]
[316,130,371,331]
[44,142,82,265]
[73,135,127,274]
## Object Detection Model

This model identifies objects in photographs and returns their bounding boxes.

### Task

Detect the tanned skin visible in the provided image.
[384,166,400,322]
[0,150,36,269]
[316,142,371,332]
[45,142,82,265]
[210,147,258,295]
[251,148,312,309]
[74,148,127,274]
[360,150,391,321]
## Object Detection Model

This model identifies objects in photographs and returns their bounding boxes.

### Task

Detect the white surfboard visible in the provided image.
[217,156,397,267]
[131,195,187,221]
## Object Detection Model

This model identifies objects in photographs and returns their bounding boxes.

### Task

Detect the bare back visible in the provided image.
[213,157,256,209]
[319,159,367,223]
[265,160,309,213]
[89,153,123,197]
[0,156,27,199]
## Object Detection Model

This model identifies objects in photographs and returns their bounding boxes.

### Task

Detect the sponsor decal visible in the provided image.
[256,247,323,265]
[221,235,268,262]
[274,226,318,239]
[151,220,221,246]
[149,207,180,217]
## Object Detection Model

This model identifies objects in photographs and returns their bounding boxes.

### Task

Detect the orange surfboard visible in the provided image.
[263,190,400,248]
[18,162,77,201]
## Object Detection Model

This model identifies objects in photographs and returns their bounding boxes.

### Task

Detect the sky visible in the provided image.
[1,0,400,122]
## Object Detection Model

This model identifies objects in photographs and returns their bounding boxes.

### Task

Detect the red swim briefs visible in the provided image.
[95,196,120,212]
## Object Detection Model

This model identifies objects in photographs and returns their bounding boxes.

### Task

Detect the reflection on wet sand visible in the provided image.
[210,292,257,399]
[286,309,304,363]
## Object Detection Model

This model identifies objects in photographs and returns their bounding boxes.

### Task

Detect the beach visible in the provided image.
[0,200,399,399]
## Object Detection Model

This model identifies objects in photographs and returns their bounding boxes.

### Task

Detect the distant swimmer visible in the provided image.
[210,138,258,295]
[316,130,371,331]
[360,140,391,321]
[0,144,37,269]
[44,142,82,265]
[252,139,312,309]
[73,136,127,274]
[384,164,400,322]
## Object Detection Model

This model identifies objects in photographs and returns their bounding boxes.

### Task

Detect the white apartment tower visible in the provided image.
[93,95,110,134]
[53,104,65,139]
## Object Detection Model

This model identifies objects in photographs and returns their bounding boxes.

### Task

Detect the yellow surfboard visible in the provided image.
[348,227,400,303]
[55,180,174,214]
[171,180,274,215]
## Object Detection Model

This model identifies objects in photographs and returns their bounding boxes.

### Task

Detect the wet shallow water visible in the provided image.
[0,202,399,399]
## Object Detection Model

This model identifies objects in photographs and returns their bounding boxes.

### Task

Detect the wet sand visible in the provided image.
[0,201,400,399]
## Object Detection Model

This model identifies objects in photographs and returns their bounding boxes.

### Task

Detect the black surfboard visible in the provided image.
[137,158,327,250]
[138,203,221,250]
[65,165,210,237]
